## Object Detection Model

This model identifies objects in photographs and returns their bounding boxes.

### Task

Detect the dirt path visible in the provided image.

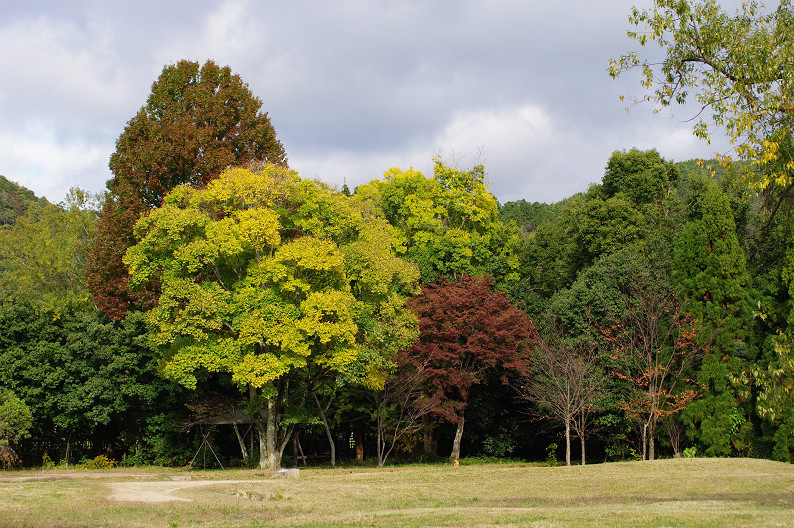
[0,472,275,503]
[105,479,269,503]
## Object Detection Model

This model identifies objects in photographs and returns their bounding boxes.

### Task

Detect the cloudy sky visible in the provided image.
[1,0,738,205]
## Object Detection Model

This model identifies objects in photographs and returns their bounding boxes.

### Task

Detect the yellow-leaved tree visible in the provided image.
[124,164,419,470]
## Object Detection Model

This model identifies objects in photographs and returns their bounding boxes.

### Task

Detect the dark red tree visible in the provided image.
[399,275,535,463]
[86,59,287,319]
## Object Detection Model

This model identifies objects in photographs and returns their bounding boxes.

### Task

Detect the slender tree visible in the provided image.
[520,329,605,466]
[603,264,700,460]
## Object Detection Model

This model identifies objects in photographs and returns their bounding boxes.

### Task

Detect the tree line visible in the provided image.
[2,0,794,469]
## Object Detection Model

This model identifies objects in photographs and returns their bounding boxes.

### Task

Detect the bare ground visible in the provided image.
[105,478,270,502]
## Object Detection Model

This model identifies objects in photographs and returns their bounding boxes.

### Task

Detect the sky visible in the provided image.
[0,0,739,205]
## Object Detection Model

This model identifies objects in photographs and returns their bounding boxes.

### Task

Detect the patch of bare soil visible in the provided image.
[105,479,269,503]
[0,472,151,483]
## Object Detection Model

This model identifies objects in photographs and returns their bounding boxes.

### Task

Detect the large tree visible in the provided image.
[87,59,287,319]
[355,160,520,287]
[399,275,535,464]
[124,165,419,470]
[674,178,754,455]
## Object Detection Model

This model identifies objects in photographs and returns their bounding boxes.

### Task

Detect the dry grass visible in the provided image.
[1,458,793,527]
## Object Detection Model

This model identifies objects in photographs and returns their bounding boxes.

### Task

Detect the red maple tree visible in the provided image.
[399,275,535,463]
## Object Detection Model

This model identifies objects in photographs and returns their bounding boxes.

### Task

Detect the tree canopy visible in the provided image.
[608,0,794,189]
[124,164,420,469]
[399,274,535,463]
[87,59,287,320]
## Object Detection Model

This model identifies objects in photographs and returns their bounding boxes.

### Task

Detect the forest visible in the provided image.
[2,0,794,472]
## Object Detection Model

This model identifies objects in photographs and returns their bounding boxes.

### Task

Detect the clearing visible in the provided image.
[1,458,793,527]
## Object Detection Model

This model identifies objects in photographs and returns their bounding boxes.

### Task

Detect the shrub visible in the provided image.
[81,454,116,469]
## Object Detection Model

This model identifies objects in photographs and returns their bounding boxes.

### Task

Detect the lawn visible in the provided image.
[1,458,792,527]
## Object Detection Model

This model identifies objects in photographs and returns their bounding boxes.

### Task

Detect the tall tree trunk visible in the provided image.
[648,420,656,461]
[249,385,269,469]
[565,419,571,466]
[255,414,268,469]
[450,411,465,464]
[265,396,281,470]
[313,393,336,467]
[580,433,586,466]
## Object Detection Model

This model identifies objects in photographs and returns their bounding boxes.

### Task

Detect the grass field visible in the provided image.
[1,457,793,527]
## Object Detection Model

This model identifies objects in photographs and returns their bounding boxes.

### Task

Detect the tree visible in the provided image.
[0,303,189,466]
[603,262,700,461]
[0,189,99,310]
[87,59,287,320]
[399,275,535,464]
[0,174,47,227]
[124,165,419,470]
[674,178,754,455]
[370,358,431,467]
[519,329,605,466]
[355,160,520,287]
[0,389,32,447]
[608,0,794,189]
[754,332,794,461]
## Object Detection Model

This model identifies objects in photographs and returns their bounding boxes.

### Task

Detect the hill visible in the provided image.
[0,175,47,226]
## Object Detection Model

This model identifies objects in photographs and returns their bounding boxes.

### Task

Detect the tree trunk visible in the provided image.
[648,420,656,461]
[356,424,365,462]
[641,423,648,461]
[565,420,571,466]
[580,433,586,466]
[314,393,336,467]
[423,414,435,455]
[449,412,465,464]
[232,421,249,466]
[265,396,281,470]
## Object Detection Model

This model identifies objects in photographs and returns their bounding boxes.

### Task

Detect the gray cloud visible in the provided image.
[0,0,737,204]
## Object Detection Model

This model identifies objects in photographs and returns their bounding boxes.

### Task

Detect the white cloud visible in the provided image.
[0,16,134,122]
[0,124,109,201]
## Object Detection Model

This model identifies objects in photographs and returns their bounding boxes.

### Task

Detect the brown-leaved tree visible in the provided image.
[87,59,287,319]
[400,275,535,464]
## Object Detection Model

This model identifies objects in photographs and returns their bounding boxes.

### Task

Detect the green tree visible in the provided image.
[0,389,33,447]
[87,59,287,320]
[0,174,47,227]
[674,178,754,455]
[124,165,419,470]
[674,179,751,352]
[754,333,794,461]
[0,189,99,310]
[0,303,189,465]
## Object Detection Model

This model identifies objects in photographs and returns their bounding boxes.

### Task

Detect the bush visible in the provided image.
[80,454,116,469]
[545,443,559,466]
[0,445,21,469]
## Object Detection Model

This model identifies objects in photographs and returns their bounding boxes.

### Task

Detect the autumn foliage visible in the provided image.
[86,60,287,319]
[399,274,535,462]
